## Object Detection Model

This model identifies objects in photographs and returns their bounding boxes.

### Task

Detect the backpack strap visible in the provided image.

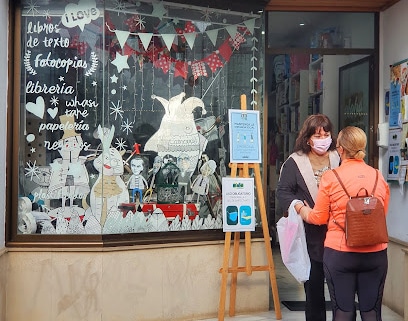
[331,169,347,233]
[332,169,350,198]
[332,168,378,197]
[370,170,379,196]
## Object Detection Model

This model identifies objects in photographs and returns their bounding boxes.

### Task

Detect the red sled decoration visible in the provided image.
[141,203,199,221]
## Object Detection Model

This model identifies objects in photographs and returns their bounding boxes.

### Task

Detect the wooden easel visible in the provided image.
[218,95,281,321]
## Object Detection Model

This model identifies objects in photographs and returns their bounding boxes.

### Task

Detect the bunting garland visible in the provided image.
[103,11,259,80]
[203,52,223,73]
[154,53,171,74]
[191,61,208,79]
[230,32,246,50]
[218,39,233,62]
[174,61,188,79]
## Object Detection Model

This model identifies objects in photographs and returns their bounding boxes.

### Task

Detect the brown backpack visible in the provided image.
[332,169,388,247]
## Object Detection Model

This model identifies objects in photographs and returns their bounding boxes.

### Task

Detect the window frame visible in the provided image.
[6,0,266,248]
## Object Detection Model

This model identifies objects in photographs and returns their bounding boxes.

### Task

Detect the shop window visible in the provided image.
[13,0,264,241]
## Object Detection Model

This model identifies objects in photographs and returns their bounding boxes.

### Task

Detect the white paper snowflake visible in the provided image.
[113,0,126,12]
[201,8,212,22]
[135,16,146,29]
[121,118,134,135]
[24,0,40,16]
[50,96,59,106]
[25,160,40,181]
[110,100,124,120]
[43,9,51,20]
[115,137,127,151]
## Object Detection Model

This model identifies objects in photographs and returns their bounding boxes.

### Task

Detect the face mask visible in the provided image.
[311,136,332,154]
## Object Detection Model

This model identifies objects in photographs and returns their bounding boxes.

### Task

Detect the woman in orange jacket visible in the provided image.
[297,126,390,321]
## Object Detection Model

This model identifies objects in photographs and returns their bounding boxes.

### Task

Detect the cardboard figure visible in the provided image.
[47,115,90,208]
[143,155,162,202]
[127,156,148,203]
[177,153,192,198]
[191,160,216,204]
[89,125,129,227]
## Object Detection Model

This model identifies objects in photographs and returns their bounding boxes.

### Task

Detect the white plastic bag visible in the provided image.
[276,200,311,283]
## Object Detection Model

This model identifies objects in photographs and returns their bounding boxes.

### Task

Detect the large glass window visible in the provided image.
[14,0,264,238]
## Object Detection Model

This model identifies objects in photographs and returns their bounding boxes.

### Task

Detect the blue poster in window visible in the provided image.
[389,80,401,128]
[228,109,261,163]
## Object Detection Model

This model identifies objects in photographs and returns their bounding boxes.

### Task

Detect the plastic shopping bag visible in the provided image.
[276,200,311,283]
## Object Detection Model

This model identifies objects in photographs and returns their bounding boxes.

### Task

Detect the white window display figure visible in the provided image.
[48,114,90,208]
[89,125,129,228]
[143,155,162,203]
[127,157,148,203]
[190,160,216,204]
[177,153,192,198]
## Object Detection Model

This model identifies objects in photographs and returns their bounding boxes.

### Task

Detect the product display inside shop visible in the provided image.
[16,0,264,235]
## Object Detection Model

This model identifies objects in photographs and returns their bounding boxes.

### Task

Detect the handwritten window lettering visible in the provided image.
[17,0,262,236]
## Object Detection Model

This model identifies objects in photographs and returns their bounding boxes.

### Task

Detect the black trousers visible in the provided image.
[323,247,388,321]
[304,258,327,321]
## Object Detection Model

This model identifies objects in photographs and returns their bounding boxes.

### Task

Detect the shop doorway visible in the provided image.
[264,11,378,232]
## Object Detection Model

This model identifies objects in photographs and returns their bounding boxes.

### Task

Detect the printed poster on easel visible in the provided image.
[228,109,261,163]
[222,177,255,232]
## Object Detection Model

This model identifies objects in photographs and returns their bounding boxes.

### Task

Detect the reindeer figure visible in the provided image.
[89,125,129,227]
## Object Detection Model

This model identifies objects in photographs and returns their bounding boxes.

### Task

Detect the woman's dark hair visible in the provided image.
[293,114,337,154]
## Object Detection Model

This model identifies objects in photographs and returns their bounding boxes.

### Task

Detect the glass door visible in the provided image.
[339,55,373,161]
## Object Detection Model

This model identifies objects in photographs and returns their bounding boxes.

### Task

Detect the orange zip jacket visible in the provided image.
[307,158,390,253]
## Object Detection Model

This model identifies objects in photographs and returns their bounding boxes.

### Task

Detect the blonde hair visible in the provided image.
[337,126,366,160]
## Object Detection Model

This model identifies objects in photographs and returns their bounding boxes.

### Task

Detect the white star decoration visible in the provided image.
[25,160,40,181]
[110,74,118,83]
[110,100,124,120]
[30,147,36,153]
[50,96,59,106]
[111,52,130,73]
[92,80,97,86]
[121,118,134,135]
[59,76,64,82]
[151,2,167,19]
[115,138,128,151]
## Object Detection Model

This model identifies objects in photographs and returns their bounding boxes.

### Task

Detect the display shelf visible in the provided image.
[289,70,309,131]
[309,56,323,94]
[309,55,350,133]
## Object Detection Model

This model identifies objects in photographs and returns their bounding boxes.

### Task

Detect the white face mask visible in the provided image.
[311,136,332,154]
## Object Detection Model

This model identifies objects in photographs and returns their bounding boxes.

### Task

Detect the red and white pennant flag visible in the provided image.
[191,61,208,79]
[204,52,223,73]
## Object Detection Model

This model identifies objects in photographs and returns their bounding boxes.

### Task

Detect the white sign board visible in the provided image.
[222,177,255,232]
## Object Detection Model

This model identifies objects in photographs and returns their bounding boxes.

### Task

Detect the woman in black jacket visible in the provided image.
[276,114,340,321]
